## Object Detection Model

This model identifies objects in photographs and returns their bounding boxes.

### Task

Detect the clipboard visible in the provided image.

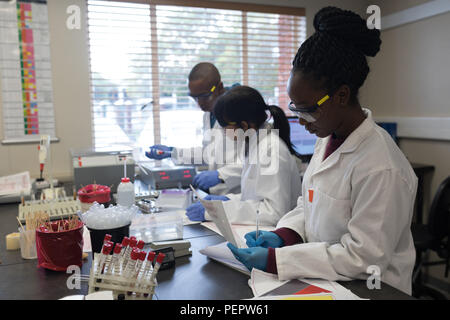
[190,185,244,248]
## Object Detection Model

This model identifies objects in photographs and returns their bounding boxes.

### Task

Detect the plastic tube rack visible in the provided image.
[87,253,157,300]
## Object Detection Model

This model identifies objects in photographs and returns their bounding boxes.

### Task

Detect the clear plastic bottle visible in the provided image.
[117,177,135,207]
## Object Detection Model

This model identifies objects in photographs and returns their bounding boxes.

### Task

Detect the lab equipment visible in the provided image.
[77,184,111,212]
[36,135,57,191]
[71,148,135,194]
[18,196,81,223]
[287,116,317,156]
[117,178,135,207]
[84,234,160,299]
[130,211,183,243]
[35,218,84,271]
[138,161,196,190]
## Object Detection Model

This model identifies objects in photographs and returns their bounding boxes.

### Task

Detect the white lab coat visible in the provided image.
[273,109,418,295]
[172,111,242,195]
[211,122,302,226]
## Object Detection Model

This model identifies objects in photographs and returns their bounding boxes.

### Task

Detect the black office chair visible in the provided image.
[411,176,450,300]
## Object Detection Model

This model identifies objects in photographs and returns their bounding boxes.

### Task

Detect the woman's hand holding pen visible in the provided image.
[245,231,284,248]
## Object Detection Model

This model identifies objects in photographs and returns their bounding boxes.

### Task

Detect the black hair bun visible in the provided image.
[313,6,381,57]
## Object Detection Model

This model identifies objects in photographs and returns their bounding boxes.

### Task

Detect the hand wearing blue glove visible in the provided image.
[185,195,229,222]
[227,243,268,272]
[204,194,230,201]
[192,170,222,191]
[185,202,206,221]
[145,144,173,160]
[245,230,284,248]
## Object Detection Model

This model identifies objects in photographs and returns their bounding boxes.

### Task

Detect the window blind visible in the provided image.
[87,0,306,151]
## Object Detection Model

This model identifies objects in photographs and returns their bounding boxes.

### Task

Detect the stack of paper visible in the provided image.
[0,171,31,203]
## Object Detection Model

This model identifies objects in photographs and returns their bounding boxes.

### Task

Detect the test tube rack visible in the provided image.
[18,197,81,223]
[88,253,157,300]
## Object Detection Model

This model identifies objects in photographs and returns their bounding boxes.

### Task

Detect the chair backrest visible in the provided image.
[428,176,450,240]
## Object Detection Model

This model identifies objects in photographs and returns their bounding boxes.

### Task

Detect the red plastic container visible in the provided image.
[77,184,111,204]
[35,220,84,271]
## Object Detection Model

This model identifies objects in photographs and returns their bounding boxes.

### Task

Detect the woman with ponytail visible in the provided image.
[228,7,418,295]
[185,85,302,226]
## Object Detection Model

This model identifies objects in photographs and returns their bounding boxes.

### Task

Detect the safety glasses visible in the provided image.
[189,83,218,101]
[288,94,330,123]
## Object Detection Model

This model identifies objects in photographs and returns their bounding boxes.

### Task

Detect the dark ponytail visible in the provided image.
[266,105,299,157]
[214,85,299,157]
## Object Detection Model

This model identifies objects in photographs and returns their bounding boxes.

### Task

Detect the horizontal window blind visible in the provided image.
[87,0,305,151]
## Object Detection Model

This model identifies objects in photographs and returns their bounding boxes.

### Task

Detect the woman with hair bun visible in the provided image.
[228,7,417,295]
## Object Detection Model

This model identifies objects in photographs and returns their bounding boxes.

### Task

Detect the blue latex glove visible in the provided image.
[245,231,284,248]
[185,195,229,222]
[204,195,230,201]
[185,202,206,221]
[227,243,268,272]
[145,144,173,160]
[192,170,222,191]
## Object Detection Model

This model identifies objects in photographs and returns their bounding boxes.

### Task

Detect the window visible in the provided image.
[87,0,306,151]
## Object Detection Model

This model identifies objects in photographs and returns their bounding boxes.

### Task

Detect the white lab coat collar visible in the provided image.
[312,108,374,177]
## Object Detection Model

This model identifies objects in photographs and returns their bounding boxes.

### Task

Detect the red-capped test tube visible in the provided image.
[124,248,140,279]
[142,251,156,298]
[120,237,130,258]
[107,243,122,275]
[97,243,113,275]
[137,240,145,250]
[150,253,165,283]
[101,234,112,253]
[135,251,146,277]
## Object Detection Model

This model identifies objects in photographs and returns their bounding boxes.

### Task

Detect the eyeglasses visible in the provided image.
[288,94,330,123]
[189,83,218,101]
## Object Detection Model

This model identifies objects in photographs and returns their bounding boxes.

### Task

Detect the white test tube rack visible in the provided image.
[88,253,157,300]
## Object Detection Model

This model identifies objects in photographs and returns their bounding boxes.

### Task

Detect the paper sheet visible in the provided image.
[199,241,250,275]
[249,269,365,300]
[0,171,31,196]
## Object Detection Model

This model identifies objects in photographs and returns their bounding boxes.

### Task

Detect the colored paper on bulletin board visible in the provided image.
[0,1,56,143]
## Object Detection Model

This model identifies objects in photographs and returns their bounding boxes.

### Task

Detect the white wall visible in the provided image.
[360,0,450,287]
[0,0,366,180]
[0,0,92,180]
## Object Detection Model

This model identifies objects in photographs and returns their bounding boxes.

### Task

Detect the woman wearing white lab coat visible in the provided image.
[228,7,418,295]
[185,85,302,226]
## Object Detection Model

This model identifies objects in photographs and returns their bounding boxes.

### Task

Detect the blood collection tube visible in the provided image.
[143,251,155,278]
[142,251,156,298]
[108,243,122,275]
[120,237,130,259]
[150,253,165,283]
[136,240,145,250]
[125,238,137,258]
[135,251,146,276]
[96,243,113,275]
[123,248,140,279]
[100,234,112,253]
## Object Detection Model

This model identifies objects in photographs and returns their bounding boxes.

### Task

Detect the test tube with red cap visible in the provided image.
[136,240,145,250]
[123,248,140,279]
[142,251,156,298]
[96,243,113,276]
[107,243,122,275]
[150,252,165,283]
[101,234,112,253]
[120,237,130,260]
[135,250,146,278]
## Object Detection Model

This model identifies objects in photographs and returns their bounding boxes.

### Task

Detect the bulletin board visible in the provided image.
[0,0,57,144]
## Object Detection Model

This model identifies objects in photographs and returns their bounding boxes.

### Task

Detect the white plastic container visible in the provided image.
[117,177,135,207]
